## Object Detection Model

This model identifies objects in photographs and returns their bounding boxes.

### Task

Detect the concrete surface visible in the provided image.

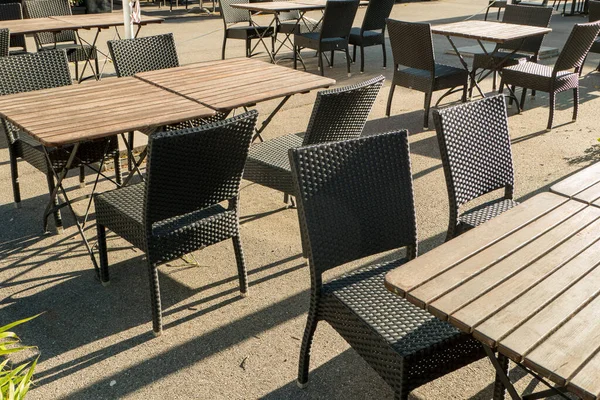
[1,1,599,399]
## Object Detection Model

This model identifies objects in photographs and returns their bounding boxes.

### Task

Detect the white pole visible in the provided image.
[122,0,133,39]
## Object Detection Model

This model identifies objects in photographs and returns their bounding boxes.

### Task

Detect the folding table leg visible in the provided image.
[76,29,102,84]
[247,10,277,63]
[244,95,291,142]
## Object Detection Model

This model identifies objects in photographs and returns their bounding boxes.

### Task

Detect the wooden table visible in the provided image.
[135,58,335,141]
[551,162,600,207]
[385,192,600,400]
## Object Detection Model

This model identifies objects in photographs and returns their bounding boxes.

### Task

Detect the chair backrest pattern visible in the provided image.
[0,28,8,57]
[361,0,395,32]
[501,5,552,54]
[589,0,600,22]
[386,19,435,73]
[23,0,75,46]
[290,131,417,277]
[554,21,600,73]
[0,3,26,50]
[220,0,249,25]
[319,0,359,40]
[433,95,514,217]
[108,33,179,77]
[144,111,257,227]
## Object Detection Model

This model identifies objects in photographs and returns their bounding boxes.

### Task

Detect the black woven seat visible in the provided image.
[95,111,258,335]
[386,19,468,129]
[293,0,359,77]
[243,76,384,204]
[348,0,395,73]
[290,131,486,399]
[0,50,120,232]
[433,95,518,241]
[471,5,552,96]
[500,22,600,130]
[23,0,99,80]
[0,3,27,54]
[220,0,275,59]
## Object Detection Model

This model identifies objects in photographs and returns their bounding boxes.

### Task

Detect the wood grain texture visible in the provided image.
[551,163,600,206]
[431,20,551,43]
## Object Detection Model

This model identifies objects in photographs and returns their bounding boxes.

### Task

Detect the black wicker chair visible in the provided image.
[484,0,508,20]
[23,0,99,80]
[94,111,257,335]
[500,21,600,130]
[220,0,275,60]
[289,131,486,400]
[278,11,319,35]
[586,0,600,71]
[433,95,518,241]
[348,0,395,73]
[385,19,468,129]
[293,0,359,77]
[0,3,27,55]
[470,4,552,95]
[243,75,384,206]
[0,50,120,232]
[0,27,8,57]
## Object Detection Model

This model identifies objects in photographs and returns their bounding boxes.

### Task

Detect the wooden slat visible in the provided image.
[0,17,77,35]
[568,349,600,400]
[231,1,324,12]
[551,162,600,199]
[50,14,163,29]
[431,20,551,43]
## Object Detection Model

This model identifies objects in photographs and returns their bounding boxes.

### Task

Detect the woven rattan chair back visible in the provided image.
[0,50,71,144]
[589,0,600,21]
[554,21,600,73]
[290,130,417,276]
[0,28,8,57]
[386,19,435,72]
[501,5,552,53]
[23,0,75,46]
[319,0,359,40]
[144,111,258,225]
[433,95,514,216]
[0,3,26,51]
[108,33,179,77]
[220,0,249,25]
[361,0,395,32]
[302,75,384,145]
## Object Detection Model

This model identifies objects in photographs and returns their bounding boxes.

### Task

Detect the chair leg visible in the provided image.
[318,52,324,76]
[382,42,387,69]
[222,36,227,60]
[330,50,334,67]
[97,223,110,284]
[520,88,527,111]
[508,85,516,106]
[297,309,319,388]
[352,44,357,63]
[294,45,298,70]
[386,84,396,117]
[246,38,250,58]
[46,172,63,232]
[492,70,497,91]
[580,55,587,77]
[113,149,122,186]
[127,131,135,172]
[79,165,85,188]
[423,91,432,129]
[498,80,504,95]
[492,353,509,400]
[146,260,163,335]
[345,47,351,77]
[8,147,21,208]
[232,233,248,296]
[547,91,555,131]
[484,6,490,20]
[94,56,100,80]
[360,45,365,73]
[573,87,579,121]
[462,83,468,103]
[469,68,477,99]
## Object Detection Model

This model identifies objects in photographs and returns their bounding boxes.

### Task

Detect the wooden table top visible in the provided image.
[0,17,73,35]
[551,163,600,207]
[385,192,600,400]
[0,77,214,147]
[135,58,336,112]
[432,20,551,43]
[49,14,164,29]
[231,1,325,12]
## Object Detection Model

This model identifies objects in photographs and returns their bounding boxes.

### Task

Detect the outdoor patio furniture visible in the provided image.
[243,75,384,206]
[0,3,27,54]
[484,0,507,20]
[386,19,468,129]
[23,0,99,81]
[551,161,600,205]
[94,111,257,335]
[0,28,8,56]
[500,21,600,130]
[470,4,552,95]
[348,0,395,73]
[433,95,518,241]
[220,0,275,60]
[289,131,486,399]
[293,0,359,77]
[586,0,600,71]
[277,10,319,35]
[0,49,121,232]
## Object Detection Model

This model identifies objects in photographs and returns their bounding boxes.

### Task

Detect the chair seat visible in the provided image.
[459,198,519,229]
[472,51,531,71]
[40,43,97,62]
[348,27,383,46]
[278,18,319,35]
[226,25,275,40]
[295,32,347,51]
[502,61,578,92]
[394,63,468,93]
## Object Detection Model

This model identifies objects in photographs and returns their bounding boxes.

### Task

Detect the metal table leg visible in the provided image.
[445,35,486,99]
[243,94,291,143]
[247,11,277,63]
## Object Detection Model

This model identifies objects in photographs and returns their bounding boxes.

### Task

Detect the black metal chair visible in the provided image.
[293,0,359,77]
[0,50,120,232]
[348,0,395,73]
[220,0,275,60]
[243,75,384,206]
[94,111,257,335]
[585,0,600,71]
[385,19,468,129]
[0,3,27,55]
[433,95,518,241]
[0,28,8,57]
[500,21,600,130]
[290,131,486,399]
[23,0,99,81]
[470,4,552,95]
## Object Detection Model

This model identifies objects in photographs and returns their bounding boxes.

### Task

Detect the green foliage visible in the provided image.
[0,315,40,400]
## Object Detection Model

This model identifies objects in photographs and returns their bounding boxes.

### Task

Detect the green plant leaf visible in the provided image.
[0,314,41,334]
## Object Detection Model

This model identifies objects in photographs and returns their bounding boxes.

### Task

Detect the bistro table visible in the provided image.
[551,162,600,206]
[432,20,551,102]
[0,77,214,275]
[135,57,336,141]
[385,192,600,399]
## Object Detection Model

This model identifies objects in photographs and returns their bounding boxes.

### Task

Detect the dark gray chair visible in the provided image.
[348,0,395,73]
[23,0,99,80]
[586,0,600,71]
[220,0,275,60]
[0,27,8,57]
[293,0,359,77]
[0,3,27,55]
[484,0,508,20]
[385,19,468,129]
[500,21,600,130]
[95,111,258,335]
[433,95,518,241]
[0,50,120,232]
[290,131,486,399]
[243,75,384,206]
